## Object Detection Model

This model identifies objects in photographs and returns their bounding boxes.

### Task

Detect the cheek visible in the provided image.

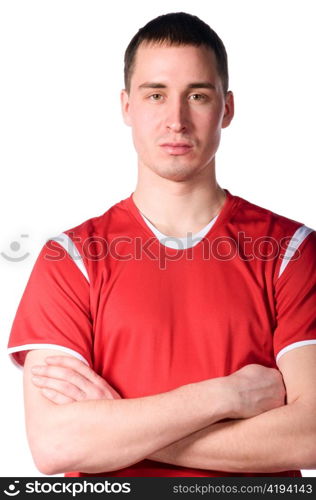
[199,111,223,141]
[131,110,160,146]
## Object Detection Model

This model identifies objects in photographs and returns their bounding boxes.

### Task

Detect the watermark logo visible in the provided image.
[1,235,30,262]
[3,481,20,496]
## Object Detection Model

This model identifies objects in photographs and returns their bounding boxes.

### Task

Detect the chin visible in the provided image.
[152,166,200,182]
[147,156,209,181]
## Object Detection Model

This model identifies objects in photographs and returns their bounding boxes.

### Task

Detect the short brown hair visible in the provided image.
[124,12,229,94]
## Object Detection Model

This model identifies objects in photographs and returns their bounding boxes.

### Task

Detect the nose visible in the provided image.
[166,97,188,133]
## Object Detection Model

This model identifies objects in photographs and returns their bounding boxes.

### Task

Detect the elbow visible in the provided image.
[300,414,316,469]
[288,400,316,470]
[28,430,77,476]
[33,455,61,476]
[292,433,316,470]
[300,440,316,470]
[31,438,133,475]
[31,446,64,476]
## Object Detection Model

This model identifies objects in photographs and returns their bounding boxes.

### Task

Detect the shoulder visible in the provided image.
[44,196,130,255]
[231,193,314,242]
[64,197,128,241]
[230,193,316,282]
[35,197,130,283]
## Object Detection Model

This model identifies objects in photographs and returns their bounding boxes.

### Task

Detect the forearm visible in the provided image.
[149,399,316,472]
[30,377,230,474]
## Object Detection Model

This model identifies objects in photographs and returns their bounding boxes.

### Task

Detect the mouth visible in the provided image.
[160,143,193,156]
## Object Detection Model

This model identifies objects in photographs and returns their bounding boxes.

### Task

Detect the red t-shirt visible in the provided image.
[8,189,316,477]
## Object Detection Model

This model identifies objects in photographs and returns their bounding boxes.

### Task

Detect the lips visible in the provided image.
[160,142,193,156]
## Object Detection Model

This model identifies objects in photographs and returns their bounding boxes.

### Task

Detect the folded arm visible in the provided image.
[149,399,314,473]
[148,345,316,472]
[25,350,285,475]
[31,346,316,474]
[24,349,232,475]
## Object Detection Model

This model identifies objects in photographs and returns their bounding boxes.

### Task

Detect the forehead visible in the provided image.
[131,43,219,87]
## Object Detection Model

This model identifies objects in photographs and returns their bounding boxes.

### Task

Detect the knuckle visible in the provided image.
[94,387,105,398]
[47,389,58,401]
[89,369,102,383]
[56,356,81,372]
[92,387,107,399]
[99,380,109,391]
[64,382,74,393]
[76,390,85,400]
[67,356,86,370]
[67,371,79,385]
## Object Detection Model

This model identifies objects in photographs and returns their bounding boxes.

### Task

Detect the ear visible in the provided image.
[221,90,234,129]
[120,89,132,127]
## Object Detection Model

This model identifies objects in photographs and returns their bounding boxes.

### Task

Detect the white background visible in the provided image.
[0,0,315,477]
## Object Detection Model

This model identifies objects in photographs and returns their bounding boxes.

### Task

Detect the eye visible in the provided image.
[189,93,207,102]
[149,93,164,101]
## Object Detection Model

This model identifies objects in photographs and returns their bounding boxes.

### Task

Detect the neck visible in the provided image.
[132,159,226,238]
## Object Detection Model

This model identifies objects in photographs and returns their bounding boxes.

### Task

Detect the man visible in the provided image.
[7,12,316,477]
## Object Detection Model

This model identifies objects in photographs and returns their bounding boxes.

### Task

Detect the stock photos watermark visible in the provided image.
[1,231,302,270]
[3,480,131,496]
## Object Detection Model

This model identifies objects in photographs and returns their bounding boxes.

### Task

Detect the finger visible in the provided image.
[34,356,122,399]
[32,364,94,394]
[32,376,86,401]
[44,356,107,388]
[41,387,75,405]
[43,356,121,398]
[31,365,114,400]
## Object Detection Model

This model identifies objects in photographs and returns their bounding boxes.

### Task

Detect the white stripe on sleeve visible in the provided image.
[278,225,313,278]
[50,232,90,283]
[8,343,90,370]
[276,340,316,364]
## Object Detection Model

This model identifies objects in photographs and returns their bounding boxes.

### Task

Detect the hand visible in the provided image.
[31,355,121,405]
[227,363,286,419]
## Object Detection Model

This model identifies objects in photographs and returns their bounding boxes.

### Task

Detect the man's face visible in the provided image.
[121,43,234,182]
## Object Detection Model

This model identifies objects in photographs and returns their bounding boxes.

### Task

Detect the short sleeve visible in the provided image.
[7,237,93,368]
[274,228,316,363]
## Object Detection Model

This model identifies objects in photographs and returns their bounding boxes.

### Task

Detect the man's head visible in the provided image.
[124,12,229,97]
[121,12,234,183]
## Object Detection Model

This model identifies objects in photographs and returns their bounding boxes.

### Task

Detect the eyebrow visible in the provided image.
[138,82,216,90]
